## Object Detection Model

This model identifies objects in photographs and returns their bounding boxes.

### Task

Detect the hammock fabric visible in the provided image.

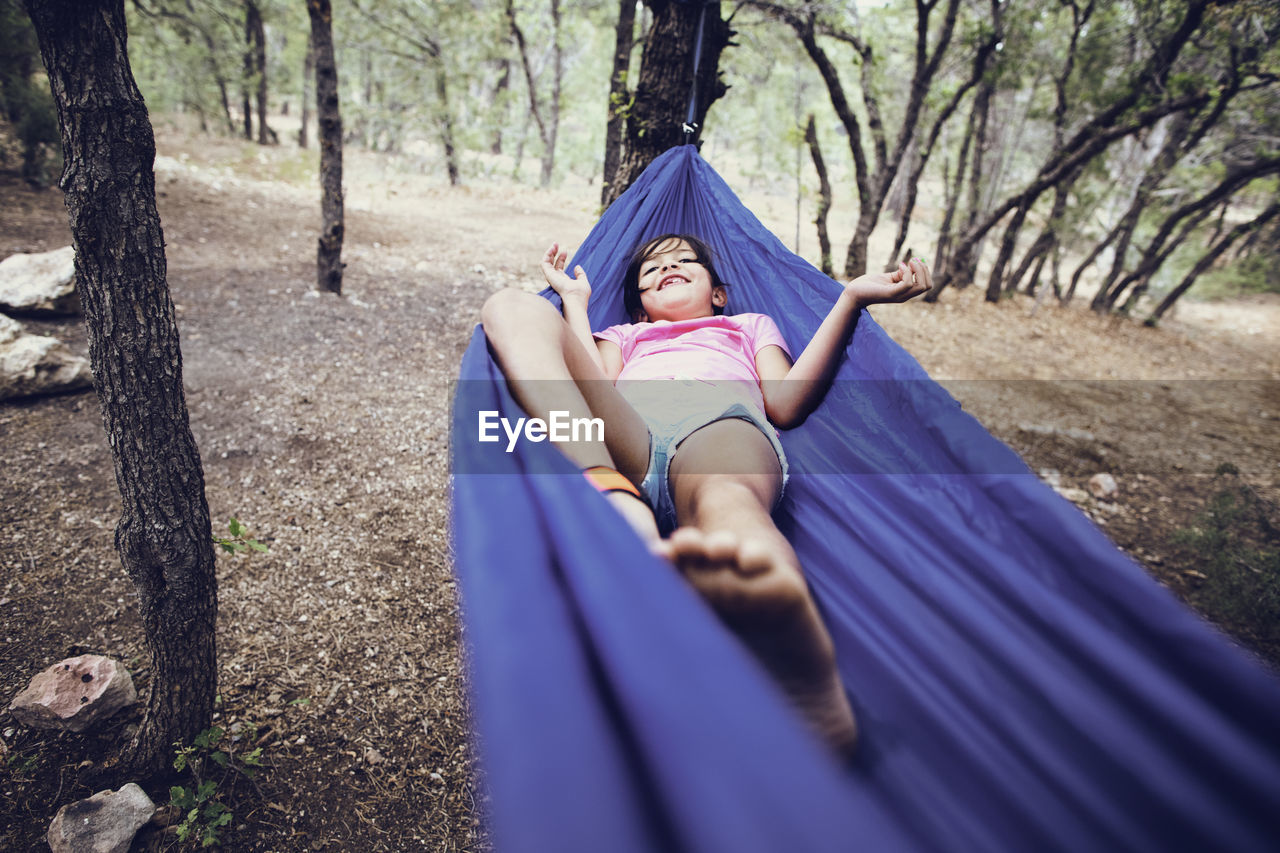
[451,145,1280,852]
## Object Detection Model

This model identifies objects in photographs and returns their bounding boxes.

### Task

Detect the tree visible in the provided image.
[245,0,275,144]
[930,0,1221,301]
[306,0,343,293]
[23,0,218,777]
[506,0,564,188]
[1145,198,1280,325]
[0,0,60,184]
[128,0,240,135]
[298,27,312,147]
[601,0,637,205]
[748,0,985,276]
[803,112,833,276]
[350,0,463,185]
[606,0,731,206]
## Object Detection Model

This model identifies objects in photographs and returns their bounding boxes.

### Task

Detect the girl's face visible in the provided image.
[633,238,727,322]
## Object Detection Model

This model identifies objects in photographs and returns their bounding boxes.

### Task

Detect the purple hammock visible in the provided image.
[451,145,1280,852]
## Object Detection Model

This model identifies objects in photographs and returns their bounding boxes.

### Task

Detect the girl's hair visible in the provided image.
[622,233,729,321]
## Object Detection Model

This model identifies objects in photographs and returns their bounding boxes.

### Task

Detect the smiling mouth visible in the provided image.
[658,275,688,291]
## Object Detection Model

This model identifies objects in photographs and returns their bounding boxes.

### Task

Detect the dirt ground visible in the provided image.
[2,126,1278,851]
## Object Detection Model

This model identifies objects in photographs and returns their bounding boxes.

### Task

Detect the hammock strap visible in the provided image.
[683,1,710,142]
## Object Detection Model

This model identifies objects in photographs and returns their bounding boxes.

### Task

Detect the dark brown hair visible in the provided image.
[622,233,729,321]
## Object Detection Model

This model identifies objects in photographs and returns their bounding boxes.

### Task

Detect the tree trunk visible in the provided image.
[241,1,253,140]
[24,0,217,778]
[491,59,510,155]
[606,0,731,207]
[601,0,637,206]
[777,0,963,276]
[434,62,459,186]
[299,30,313,148]
[307,0,343,294]
[1146,199,1280,325]
[544,0,562,187]
[247,0,273,145]
[929,88,980,293]
[804,113,833,276]
[933,0,1214,300]
[1097,157,1280,311]
[505,0,563,188]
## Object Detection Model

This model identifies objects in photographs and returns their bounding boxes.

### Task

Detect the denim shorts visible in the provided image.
[619,381,789,533]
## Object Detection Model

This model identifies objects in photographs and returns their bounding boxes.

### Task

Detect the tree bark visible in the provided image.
[601,0,637,205]
[804,113,833,276]
[606,0,731,207]
[307,0,343,294]
[24,0,217,778]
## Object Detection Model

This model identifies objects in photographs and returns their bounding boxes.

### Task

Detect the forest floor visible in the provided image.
[1,126,1278,852]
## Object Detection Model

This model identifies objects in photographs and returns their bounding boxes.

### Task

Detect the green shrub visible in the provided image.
[1173,464,1280,661]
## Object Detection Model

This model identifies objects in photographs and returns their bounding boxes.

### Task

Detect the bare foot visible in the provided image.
[657,527,858,757]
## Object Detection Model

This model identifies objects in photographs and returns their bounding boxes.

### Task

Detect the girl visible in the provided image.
[481,233,931,755]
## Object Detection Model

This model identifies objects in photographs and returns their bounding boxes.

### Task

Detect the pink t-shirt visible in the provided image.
[594,313,791,413]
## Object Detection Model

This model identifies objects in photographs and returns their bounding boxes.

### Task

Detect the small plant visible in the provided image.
[169,724,263,848]
[1172,464,1280,660]
[212,518,269,556]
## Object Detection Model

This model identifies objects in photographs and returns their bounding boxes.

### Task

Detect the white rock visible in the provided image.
[1088,472,1119,499]
[0,246,79,315]
[0,314,92,401]
[7,655,137,733]
[47,783,156,853]
[1038,468,1062,488]
[1055,487,1090,504]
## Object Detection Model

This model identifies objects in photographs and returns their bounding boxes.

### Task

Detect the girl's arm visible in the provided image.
[541,243,622,379]
[760,258,931,428]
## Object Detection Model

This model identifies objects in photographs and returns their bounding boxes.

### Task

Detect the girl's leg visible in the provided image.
[663,419,857,756]
[481,289,657,540]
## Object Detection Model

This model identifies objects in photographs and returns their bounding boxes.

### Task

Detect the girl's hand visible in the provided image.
[541,242,591,302]
[845,258,931,307]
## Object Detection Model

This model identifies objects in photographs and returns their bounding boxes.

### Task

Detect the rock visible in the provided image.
[7,655,137,733]
[1088,472,1119,499]
[1038,468,1062,488]
[0,314,93,401]
[47,783,156,853]
[1055,486,1090,504]
[0,246,79,316]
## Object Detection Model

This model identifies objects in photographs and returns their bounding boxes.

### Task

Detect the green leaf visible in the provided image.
[228,518,243,537]
[195,779,217,802]
[288,697,311,706]
[210,751,229,768]
[248,540,269,552]
[242,747,263,766]
[204,801,230,820]
[169,785,190,807]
